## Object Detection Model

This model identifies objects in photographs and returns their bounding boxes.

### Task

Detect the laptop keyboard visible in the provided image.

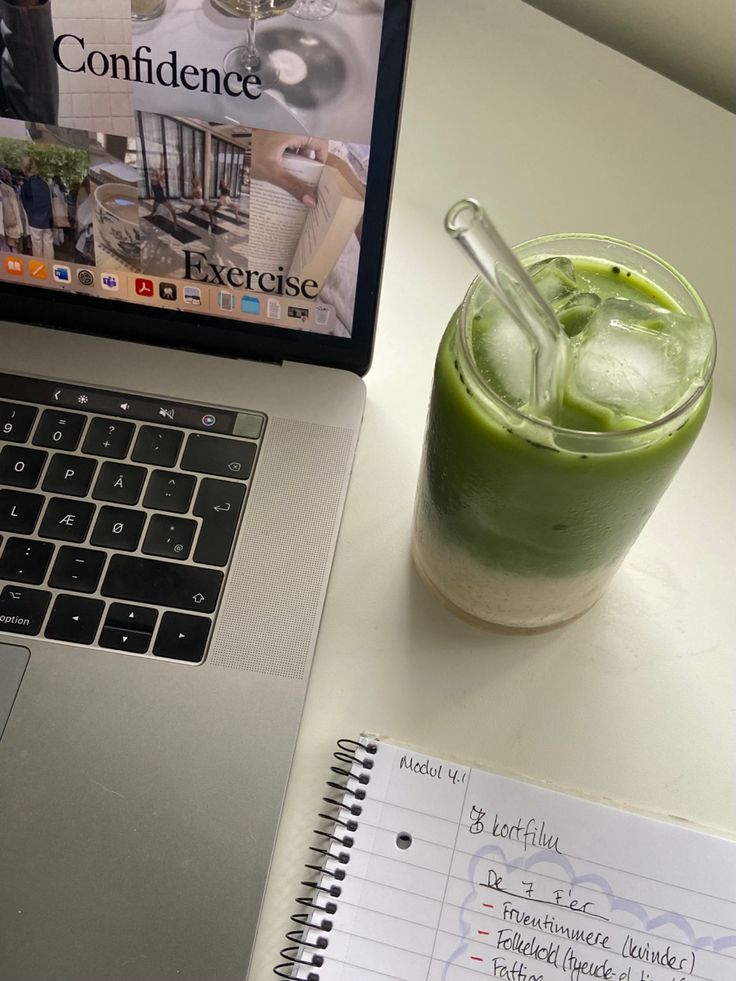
[0,373,265,664]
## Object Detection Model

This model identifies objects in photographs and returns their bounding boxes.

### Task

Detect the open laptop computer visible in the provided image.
[0,2,411,977]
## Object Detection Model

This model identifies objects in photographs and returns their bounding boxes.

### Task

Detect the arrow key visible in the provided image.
[105,602,158,633]
[99,625,152,654]
[99,602,157,653]
[153,611,212,663]
[44,594,105,645]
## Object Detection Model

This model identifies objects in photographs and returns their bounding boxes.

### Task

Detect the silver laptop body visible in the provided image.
[0,2,412,977]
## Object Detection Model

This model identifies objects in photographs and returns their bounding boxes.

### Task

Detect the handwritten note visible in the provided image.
[295,739,736,981]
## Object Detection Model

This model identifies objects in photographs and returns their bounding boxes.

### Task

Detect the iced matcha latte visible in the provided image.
[412,235,715,629]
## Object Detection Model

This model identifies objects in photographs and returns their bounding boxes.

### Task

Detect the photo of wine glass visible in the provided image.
[131,0,167,21]
[210,0,298,86]
[291,0,337,19]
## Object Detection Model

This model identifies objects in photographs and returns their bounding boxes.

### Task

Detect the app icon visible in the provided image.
[287,305,309,323]
[201,414,216,427]
[183,286,201,305]
[241,295,260,315]
[53,264,71,283]
[159,282,177,301]
[101,273,120,291]
[29,260,47,279]
[135,277,154,297]
[77,269,95,287]
[217,290,235,311]
[266,298,281,319]
[4,257,23,276]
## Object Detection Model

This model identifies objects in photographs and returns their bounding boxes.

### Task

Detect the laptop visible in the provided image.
[0,2,411,977]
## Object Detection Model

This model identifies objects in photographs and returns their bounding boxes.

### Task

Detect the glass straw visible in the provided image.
[445,198,568,421]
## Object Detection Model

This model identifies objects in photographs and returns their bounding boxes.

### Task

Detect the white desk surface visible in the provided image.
[248,0,736,975]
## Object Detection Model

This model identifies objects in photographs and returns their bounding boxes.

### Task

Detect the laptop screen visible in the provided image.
[0,0,410,372]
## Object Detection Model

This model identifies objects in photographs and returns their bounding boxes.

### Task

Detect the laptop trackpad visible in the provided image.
[0,643,30,740]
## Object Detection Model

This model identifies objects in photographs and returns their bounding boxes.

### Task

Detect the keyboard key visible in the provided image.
[153,611,211,663]
[142,515,197,561]
[143,470,196,513]
[181,433,256,480]
[0,584,51,636]
[90,506,147,551]
[42,453,97,497]
[39,498,95,543]
[0,537,54,584]
[99,626,152,654]
[100,603,157,652]
[32,410,86,451]
[102,555,223,612]
[233,411,265,440]
[49,546,106,593]
[0,445,48,488]
[0,489,44,535]
[93,462,147,505]
[0,402,37,443]
[193,479,246,567]
[105,602,158,633]
[44,594,104,645]
[131,426,183,468]
[82,418,136,459]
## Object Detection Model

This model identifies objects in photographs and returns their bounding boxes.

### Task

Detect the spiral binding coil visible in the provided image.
[274,738,378,980]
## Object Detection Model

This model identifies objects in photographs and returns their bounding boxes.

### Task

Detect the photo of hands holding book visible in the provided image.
[249,128,366,333]
[137,115,365,334]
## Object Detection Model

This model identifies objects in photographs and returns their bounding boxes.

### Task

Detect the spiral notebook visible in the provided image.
[274,736,736,981]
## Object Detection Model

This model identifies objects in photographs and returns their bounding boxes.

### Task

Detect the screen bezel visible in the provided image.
[0,1,412,377]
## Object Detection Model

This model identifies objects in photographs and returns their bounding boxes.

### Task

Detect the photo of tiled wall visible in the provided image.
[54,0,134,137]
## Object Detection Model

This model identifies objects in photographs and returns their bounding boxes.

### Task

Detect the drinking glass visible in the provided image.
[211,0,297,83]
[291,0,337,19]
[412,235,716,630]
[131,0,166,20]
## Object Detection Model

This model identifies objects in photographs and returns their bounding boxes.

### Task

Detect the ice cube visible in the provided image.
[556,292,601,337]
[528,256,577,306]
[471,304,533,407]
[566,298,714,423]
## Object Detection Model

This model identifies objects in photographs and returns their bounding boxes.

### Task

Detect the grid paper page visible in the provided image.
[291,738,736,981]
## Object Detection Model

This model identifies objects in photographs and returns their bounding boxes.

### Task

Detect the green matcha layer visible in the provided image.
[414,259,711,581]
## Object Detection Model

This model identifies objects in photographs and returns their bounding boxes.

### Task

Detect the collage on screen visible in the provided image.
[0,0,385,335]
